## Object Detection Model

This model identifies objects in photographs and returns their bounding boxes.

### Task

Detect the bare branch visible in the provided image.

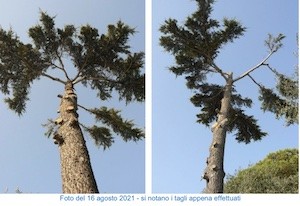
[233,33,285,83]
[78,103,92,113]
[233,50,275,83]
[41,72,66,84]
[247,74,263,89]
[55,50,70,80]
[46,61,64,71]
[264,63,279,75]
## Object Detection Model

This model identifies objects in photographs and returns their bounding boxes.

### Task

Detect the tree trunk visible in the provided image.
[54,81,99,193]
[203,73,233,193]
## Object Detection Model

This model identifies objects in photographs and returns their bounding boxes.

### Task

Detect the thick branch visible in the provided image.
[233,50,275,83]
[72,71,83,84]
[72,76,88,85]
[41,72,66,84]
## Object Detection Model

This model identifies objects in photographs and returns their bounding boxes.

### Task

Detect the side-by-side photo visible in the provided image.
[0,0,298,198]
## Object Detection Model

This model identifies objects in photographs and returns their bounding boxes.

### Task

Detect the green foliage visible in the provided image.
[0,29,46,114]
[43,105,144,149]
[259,71,298,125]
[190,83,266,143]
[83,125,114,150]
[277,74,298,99]
[190,84,225,125]
[0,11,144,115]
[87,107,144,147]
[224,149,299,193]
[190,84,252,125]
[160,0,245,89]
[258,34,298,125]
[264,33,285,52]
[227,108,267,143]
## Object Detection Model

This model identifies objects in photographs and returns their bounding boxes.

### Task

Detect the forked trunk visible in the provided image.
[203,73,233,193]
[54,81,99,193]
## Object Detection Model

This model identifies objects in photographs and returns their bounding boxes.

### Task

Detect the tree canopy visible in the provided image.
[224,148,299,193]
[0,11,145,149]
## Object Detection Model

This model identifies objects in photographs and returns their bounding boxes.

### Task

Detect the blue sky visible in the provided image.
[152,0,298,193]
[0,0,145,193]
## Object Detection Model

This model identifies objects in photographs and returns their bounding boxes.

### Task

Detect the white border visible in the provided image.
[145,0,152,194]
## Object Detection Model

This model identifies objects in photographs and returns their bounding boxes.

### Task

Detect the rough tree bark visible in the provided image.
[54,81,99,193]
[203,73,233,193]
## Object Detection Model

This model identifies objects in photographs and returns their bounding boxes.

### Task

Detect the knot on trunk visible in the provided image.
[203,172,209,182]
[53,132,64,145]
[55,117,63,125]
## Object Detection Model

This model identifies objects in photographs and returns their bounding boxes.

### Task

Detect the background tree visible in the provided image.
[0,11,144,193]
[159,0,297,193]
[224,148,298,193]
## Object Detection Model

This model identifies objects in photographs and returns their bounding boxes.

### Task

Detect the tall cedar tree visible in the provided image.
[0,12,144,193]
[160,0,297,193]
